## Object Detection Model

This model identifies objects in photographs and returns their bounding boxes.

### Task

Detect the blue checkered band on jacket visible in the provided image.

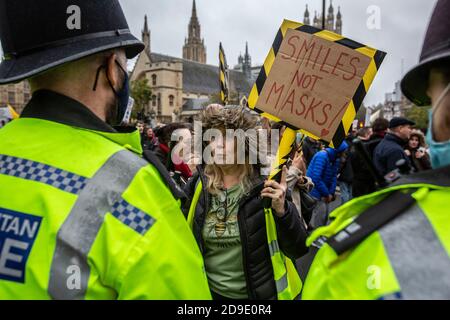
[0,154,88,194]
[111,199,155,235]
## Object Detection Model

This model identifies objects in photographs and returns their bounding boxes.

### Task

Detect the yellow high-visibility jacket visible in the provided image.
[0,106,211,300]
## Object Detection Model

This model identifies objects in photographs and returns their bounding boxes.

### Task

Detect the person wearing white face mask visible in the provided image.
[301,0,450,300]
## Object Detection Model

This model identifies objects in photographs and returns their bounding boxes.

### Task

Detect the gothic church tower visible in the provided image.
[142,15,151,55]
[304,1,343,35]
[182,0,207,63]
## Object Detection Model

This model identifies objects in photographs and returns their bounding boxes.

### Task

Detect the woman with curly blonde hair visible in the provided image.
[182,105,308,300]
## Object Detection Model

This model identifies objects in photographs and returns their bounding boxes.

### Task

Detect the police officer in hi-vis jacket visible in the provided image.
[0,0,211,299]
[302,0,450,300]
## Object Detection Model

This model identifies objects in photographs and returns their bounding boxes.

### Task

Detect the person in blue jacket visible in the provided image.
[306,141,349,228]
[307,141,349,201]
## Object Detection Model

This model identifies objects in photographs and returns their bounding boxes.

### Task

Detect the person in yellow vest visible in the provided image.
[182,105,308,300]
[0,0,211,300]
[301,0,450,300]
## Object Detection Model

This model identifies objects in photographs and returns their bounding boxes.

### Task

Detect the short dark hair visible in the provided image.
[155,123,190,146]
[356,127,372,138]
[372,118,389,133]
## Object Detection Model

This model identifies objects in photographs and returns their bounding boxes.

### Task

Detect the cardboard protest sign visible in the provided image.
[248,20,386,147]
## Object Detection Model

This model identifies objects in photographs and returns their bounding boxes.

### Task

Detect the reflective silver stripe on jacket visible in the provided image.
[275,272,289,294]
[268,239,289,294]
[48,150,149,300]
[379,204,450,300]
[268,239,280,257]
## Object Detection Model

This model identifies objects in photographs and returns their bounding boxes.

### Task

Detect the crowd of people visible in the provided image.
[140,112,431,235]
[122,103,439,300]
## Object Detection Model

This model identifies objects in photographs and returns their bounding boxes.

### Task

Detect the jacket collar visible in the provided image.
[22,90,116,133]
[21,89,142,154]
[385,132,407,146]
[392,164,450,188]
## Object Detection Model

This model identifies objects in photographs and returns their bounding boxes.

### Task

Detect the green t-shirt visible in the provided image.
[202,184,248,299]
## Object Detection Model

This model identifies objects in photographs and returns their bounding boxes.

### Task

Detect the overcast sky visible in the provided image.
[121,0,436,107]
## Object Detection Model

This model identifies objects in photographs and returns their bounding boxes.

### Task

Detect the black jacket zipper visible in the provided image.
[237,181,265,300]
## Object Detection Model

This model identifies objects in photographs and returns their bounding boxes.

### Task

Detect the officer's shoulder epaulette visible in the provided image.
[326,190,416,255]
[142,150,187,201]
[392,164,450,188]
[326,165,450,255]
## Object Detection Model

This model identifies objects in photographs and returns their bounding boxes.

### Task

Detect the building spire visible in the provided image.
[192,0,197,19]
[142,14,151,53]
[304,4,310,25]
[183,0,206,63]
[144,15,149,33]
[327,0,335,31]
[313,10,321,28]
[335,6,342,35]
[243,42,252,79]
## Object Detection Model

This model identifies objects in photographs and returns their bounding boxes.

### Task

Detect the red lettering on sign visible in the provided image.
[297,94,308,116]
[319,48,332,74]
[344,56,360,81]
[280,89,296,113]
[277,89,344,131]
[304,97,322,123]
[331,52,349,77]
[301,75,312,89]
[291,70,323,91]
[297,39,316,68]
[265,82,285,109]
[282,35,300,60]
[317,104,332,126]
[312,45,323,70]
[291,70,306,87]
[328,100,350,128]
[310,75,323,91]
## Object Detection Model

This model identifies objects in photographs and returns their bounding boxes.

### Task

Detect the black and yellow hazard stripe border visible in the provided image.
[219,42,229,105]
[247,19,386,148]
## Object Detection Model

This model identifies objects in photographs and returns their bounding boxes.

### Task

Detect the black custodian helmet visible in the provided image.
[401,0,450,106]
[0,0,144,84]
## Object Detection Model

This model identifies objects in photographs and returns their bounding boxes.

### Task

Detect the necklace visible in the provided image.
[213,185,242,238]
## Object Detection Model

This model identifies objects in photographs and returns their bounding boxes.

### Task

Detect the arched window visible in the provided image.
[152,95,157,107]
[169,95,175,107]
[152,74,157,86]
[8,92,15,104]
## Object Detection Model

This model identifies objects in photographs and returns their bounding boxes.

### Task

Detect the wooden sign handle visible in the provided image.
[263,127,297,208]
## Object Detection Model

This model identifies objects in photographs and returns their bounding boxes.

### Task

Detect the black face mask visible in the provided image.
[93,60,133,126]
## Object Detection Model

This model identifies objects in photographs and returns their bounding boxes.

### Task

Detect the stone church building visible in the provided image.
[131,0,252,123]
[303,1,343,34]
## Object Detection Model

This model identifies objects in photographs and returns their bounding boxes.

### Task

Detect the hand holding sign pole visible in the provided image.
[247,20,386,208]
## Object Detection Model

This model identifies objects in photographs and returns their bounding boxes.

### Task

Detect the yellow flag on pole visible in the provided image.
[7,104,19,119]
